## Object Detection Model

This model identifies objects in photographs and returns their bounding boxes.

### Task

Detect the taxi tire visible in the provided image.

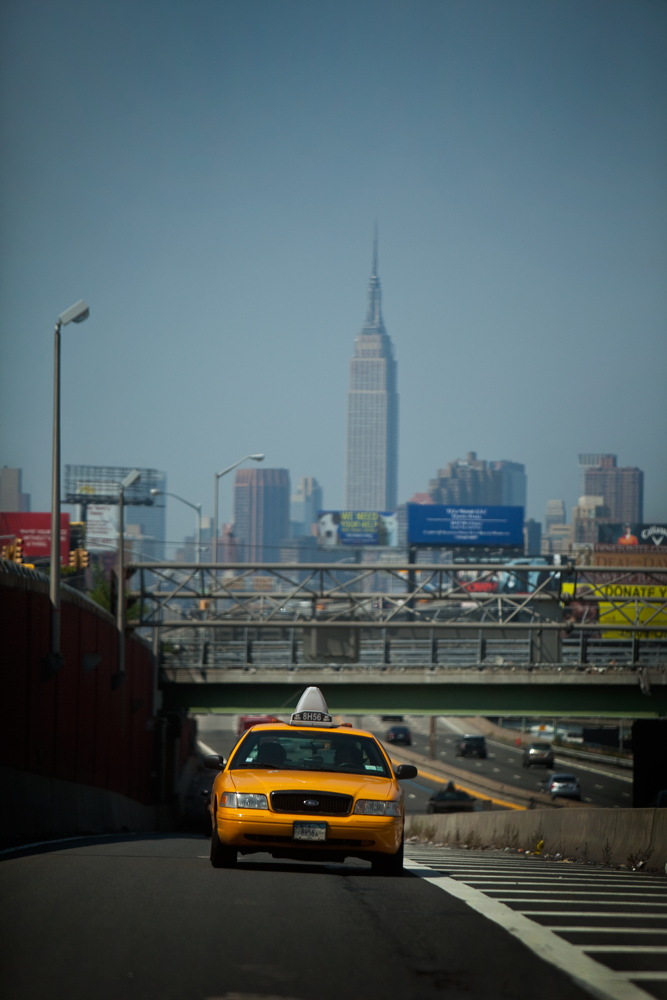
[210,827,237,868]
[371,837,404,876]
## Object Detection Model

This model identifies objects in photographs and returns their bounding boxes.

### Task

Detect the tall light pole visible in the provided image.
[149,489,202,562]
[213,454,264,565]
[49,299,89,672]
[117,469,140,677]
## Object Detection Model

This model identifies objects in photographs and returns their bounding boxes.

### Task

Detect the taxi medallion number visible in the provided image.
[293,821,327,841]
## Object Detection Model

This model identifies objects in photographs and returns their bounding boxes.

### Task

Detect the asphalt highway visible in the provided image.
[1,834,600,1000]
[368,716,633,811]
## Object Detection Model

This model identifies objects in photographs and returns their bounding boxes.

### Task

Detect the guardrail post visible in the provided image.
[244,627,253,665]
[632,632,640,665]
[383,628,390,665]
[430,628,438,666]
[579,631,588,665]
[477,629,486,665]
[290,628,297,666]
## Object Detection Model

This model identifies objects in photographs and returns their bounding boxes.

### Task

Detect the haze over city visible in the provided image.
[1,0,666,550]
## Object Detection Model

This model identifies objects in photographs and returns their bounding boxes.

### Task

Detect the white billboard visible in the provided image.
[86,505,119,552]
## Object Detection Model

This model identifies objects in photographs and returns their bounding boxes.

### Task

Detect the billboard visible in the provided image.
[598,523,667,547]
[316,511,398,547]
[86,505,120,552]
[0,512,70,564]
[408,504,524,548]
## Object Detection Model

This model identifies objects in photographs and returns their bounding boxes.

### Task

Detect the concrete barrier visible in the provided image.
[406,805,667,869]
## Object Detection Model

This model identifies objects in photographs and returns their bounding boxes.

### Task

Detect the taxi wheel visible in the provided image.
[210,828,237,869]
[371,838,404,877]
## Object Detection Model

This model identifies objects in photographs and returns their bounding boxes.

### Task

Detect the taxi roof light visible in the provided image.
[289,686,337,728]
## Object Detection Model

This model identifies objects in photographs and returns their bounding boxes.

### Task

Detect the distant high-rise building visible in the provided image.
[545,499,566,531]
[523,519,542,555]
[578,454,610,496]
[583,455,644,523]
[429,452,526,509]
[572,495,611,545]
[290,476,323,538]
[344,232,398,511]
[0,467,31,512]
[234,467,290,562]
[490,460,527,508]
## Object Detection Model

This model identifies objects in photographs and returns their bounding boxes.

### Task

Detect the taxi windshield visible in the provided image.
[229,730,391,777]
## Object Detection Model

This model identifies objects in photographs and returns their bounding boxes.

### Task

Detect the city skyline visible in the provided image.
[1,1,666,547]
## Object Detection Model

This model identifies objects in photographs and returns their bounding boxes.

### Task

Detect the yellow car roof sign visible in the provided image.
[289,686,337,728]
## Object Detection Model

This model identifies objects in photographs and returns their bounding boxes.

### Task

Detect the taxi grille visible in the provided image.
[270,791,352,815]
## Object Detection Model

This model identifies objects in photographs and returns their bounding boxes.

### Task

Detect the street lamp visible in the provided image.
[149,489,202,563]
[213,454,264,565]
[117,469,140,676]
[49,299,90,672]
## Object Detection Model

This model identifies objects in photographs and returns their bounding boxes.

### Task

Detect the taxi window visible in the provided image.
[228,731,391,777]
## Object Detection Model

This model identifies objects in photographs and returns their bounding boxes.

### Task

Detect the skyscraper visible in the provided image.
[344,232,398,511]
[290,476,323,537]
[234,467,290,563]
[429,452,526,509]
[583,455,644,523]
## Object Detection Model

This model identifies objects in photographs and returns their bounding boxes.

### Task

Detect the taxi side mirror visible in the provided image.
[203,754,226,770]
[395,764,417,780]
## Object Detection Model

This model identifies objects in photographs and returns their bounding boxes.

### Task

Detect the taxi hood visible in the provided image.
[228,769,397,798]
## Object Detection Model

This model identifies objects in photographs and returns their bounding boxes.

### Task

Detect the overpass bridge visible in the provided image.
[127,560,667,717]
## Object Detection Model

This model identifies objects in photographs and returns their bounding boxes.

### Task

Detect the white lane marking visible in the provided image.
[523,912,667,919]
[547,928,667,935]
[483,889,667,898]
[492,893,667,917]
[585,946,667,954]
[405,860,656,1000]
[623,973,667,981]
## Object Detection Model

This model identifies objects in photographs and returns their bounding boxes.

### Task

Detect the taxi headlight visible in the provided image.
[354,800,401,816]
[219,792,268,809]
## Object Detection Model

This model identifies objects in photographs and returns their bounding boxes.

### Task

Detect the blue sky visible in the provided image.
[1,0,666,552]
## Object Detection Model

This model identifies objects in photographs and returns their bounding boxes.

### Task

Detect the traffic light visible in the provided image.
[69,550,79,568]
[79,549,90,569]
[14,537,23,563]
[0,544,7,559]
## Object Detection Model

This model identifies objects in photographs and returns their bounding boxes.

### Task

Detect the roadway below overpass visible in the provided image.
[160,665,667,717]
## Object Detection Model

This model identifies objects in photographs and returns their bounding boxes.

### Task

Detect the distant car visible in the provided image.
[523,742,555,769]
[542,773,581,800]
[427,787,476,814]
[237,714,279,737]
[386,725,412,746]
[456,735,487,759]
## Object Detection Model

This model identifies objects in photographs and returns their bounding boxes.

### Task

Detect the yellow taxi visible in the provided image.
[205,687,417,874]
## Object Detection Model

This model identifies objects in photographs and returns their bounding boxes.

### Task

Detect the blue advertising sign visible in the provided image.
[317,511,398,547]
[408,505,524,548]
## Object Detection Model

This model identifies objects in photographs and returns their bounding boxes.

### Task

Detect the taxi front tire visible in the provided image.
[371,836,404,876]
[210,822,237,869]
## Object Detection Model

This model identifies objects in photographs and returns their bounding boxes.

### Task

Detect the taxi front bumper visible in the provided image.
[216,810,403,855]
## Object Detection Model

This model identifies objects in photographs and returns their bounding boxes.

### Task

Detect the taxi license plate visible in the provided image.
[293,822,327,842]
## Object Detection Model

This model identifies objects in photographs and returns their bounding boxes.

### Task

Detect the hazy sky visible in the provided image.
[2,0,666,553]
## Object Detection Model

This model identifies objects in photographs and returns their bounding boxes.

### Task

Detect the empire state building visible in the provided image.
[344,235,398,511]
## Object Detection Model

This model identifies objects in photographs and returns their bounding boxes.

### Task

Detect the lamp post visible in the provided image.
[213,454,264,565]
[149,489,202,562]
[117,469,140,677]
[49,299,89,672]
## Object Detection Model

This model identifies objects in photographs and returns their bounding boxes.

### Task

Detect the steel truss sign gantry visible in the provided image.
[129,560,667,636]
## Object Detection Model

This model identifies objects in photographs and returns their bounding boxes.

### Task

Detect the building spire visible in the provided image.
[365,224,383,328]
